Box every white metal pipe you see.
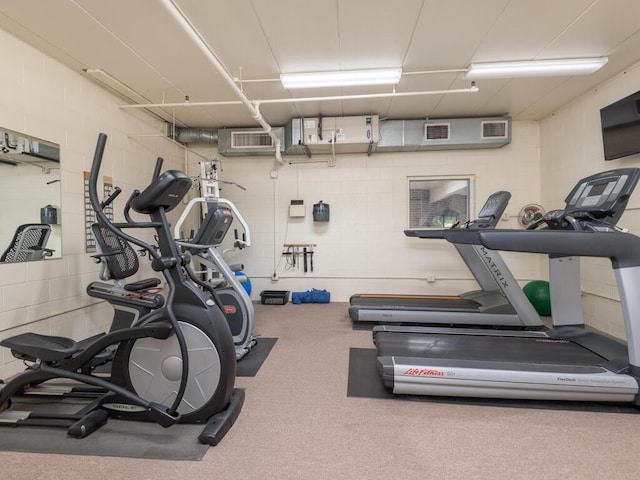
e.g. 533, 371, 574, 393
159, 0, 283, 163
231, 68, 469, 85
255, 86, 479, 105
403, 68, 469, 76
118, 85, 479, 109
119, 100, 244, 109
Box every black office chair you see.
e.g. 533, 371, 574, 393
0, 223, 54, 262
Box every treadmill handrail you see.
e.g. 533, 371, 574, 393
444, 229, 640, 269
404, 229, 446, 239
404, 222, 495, 239
404, 190, 510, 238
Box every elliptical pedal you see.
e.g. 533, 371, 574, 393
67, 409, 109, 438
1, 333, 78, 363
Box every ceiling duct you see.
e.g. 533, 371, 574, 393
167, 124, 286, 157
377, 116, 511, 152
170, 115, 510, 157
169, 126, 219, 145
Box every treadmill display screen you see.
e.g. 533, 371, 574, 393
578, 179, 617, 207
476, 191, 510, 221
588, 183, 607, 196
565, 168, 640, 223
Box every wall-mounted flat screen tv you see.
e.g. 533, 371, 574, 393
600, 90, 640, 161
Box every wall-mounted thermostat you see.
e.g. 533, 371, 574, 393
289, 199, 305, 218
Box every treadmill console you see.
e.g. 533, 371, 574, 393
471, 191, 511, 228
565, 168, 640, 225
405, 190, 511, 238
530, 168, 640, 231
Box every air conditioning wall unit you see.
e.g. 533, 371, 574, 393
217, 127, 285, 157
285, 115, 379, 155
377, 116, 511, 152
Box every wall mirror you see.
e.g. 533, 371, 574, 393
0, 128, 61, 263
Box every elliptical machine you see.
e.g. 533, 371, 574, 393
0, 133, 243, 445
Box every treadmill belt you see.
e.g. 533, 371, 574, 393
375, 332, 606, 366
351, 296, 480, 310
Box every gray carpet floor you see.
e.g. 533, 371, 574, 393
2, 302, 640, 480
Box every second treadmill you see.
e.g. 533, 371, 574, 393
349, 191, 542, 328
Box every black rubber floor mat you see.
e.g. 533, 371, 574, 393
237, 337, 277, 377
0, 397, 210, 460
347, 348, 638, 413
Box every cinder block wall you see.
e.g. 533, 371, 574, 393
0, 29, 192, 378
185, 120, 543, 304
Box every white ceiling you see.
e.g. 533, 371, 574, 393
1, 0, 640, 130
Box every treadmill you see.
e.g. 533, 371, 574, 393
374, 168, 640, 404
349, 191, 542, 328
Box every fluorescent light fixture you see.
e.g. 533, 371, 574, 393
465, 57, 608, 79
280, 68, 402, 89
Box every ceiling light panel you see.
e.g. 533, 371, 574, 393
465, 57, 608, 79
280, 68, 402, 89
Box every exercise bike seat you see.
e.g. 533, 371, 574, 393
124, 277, 161, 291
1, 332, 78, 363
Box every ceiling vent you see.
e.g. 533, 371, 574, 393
482, 120, 509, 139
217, 127, 285, 157
425, 123, 451, 141
231, 131, 275, 149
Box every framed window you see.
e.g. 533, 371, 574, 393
408, 176, 473, 229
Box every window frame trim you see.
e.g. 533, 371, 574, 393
407, 174, 475, 230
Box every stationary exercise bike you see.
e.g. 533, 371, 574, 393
0, 133, 243, 445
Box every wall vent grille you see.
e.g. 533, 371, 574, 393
231, 131, 274, 149
424, 123, 450, 141
481, 120, 508, 139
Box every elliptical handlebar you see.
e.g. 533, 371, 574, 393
89, 133, 109, 225
89, 135, 163, 259
100, 186, 122, 210
152, 156, 163, 182
123, 190, 140, 225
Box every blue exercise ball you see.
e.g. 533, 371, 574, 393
235, 271, 252, 295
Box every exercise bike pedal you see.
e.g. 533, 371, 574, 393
67, 409, 109, 438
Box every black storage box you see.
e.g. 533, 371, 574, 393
260, 290, 290, 305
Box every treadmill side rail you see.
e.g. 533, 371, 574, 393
380, 356, 639, 402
